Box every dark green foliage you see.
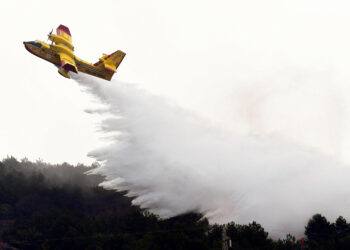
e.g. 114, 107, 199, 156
274, 234, 302, 250
305, 214, 332, 241
0, 157, 215, 249
226, 221, 273, 250
2, 157, 350, 249
304, 214, 350, 250
207, 224, 223, 249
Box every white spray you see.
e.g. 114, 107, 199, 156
74, 74, 350, 238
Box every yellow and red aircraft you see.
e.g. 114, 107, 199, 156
24, 25, 126, 81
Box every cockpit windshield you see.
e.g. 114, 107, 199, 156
25, 41, 42, 48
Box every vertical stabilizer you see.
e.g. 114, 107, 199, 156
94, 50, 126, 72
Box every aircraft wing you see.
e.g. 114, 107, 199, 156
58, 52, 77, 73
52, 25, 78, 73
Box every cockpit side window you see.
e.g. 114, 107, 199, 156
27, 41, 42, 48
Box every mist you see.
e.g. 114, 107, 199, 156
71, 74, 350, 238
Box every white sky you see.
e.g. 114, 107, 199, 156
2, 0, 350, 164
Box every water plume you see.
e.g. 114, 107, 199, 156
73, 74, 350, 237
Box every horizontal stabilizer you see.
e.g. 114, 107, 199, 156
94, 50, 126, 72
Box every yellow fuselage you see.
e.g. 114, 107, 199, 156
23, 40, 115, 81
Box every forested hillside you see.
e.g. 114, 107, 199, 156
0, 157, 349, 249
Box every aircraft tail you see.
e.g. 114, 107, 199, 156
94, 50, 126, 73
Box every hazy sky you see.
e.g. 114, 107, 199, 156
2, 0, 350, 164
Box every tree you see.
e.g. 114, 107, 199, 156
226, 221, 273, 250
334, 216, 350, 236
305, 214, 334, 249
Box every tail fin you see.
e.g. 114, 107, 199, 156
94, 50, 126, 73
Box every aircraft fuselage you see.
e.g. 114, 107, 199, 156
24, 38, 125, 81
24, 41, 61, 67
24, 25, 125, 81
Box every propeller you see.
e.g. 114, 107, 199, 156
47, 28, 53, 41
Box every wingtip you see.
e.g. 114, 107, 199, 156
57, 24, 71, 36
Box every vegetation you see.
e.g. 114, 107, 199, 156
0, 156, 349, 249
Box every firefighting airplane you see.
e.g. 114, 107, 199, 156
23, 25, 125, 81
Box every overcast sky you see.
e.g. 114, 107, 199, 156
2, 0, 350, 165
